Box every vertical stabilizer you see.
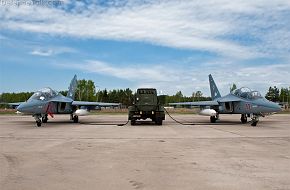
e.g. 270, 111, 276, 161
67, 75, 77, 100
209, 74, 221, 100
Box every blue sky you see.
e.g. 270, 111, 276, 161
0, 0, 290, 96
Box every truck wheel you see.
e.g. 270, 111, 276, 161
155, 118, 163, 125
131, 119, 136, 125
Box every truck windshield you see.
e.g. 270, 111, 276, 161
137, 89, 156, 94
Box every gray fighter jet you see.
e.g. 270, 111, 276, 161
170, 74, 282, 126
9, 75, 120, 127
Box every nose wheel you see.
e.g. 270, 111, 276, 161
33, 115, 42, 127
42, 114, 48, 123
251, 115, 259, 126
36, 120, 42, 127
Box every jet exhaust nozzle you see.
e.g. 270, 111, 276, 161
199, 109, 217, 116
74, 109, 90, 116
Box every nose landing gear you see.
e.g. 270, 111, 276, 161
251, 115, 259, 126
33, 114, 42, 127
42, 114, 48, 123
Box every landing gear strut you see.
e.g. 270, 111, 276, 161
210, 113, 219, 123
42, 114, 48, 123
251, 115, 259, 126
241, 114, 247, 124
33, 115, 42, 127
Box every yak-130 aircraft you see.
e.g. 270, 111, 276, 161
9, 75, 120, 127
170, 74, 281, 126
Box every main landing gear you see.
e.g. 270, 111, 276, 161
241, 114, 247, 124
210, 114, 219, 123
70, 114, 79, 123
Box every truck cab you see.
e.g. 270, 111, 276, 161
128, 88, 165, 125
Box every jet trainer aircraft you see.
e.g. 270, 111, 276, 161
9, 75, 120, 127
170, 74, 281, 126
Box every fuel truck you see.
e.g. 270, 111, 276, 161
128, 88, 165, 125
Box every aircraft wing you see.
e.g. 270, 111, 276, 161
0, 102, 24, 109
8, 102, 24, 106
169, 101, 219, 106
72, 101, 120, 107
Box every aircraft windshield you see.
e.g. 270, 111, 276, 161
232, 87, 262, 100
29, 87, 59, 101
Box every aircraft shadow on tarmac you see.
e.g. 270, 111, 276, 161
12, 118, 269, 127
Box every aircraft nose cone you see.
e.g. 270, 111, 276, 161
17, 103, 28, 112
16, 104, 24, 112
272, 102, 282, 112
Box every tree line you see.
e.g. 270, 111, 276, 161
1, 79, 289, 108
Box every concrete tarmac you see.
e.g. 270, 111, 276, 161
0, 114, 290, 190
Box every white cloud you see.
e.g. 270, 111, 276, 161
57, 60, 180, 82
30, 49, 54, 56
1, 0, 289, 59
29, 46, 76, 56
55, 59, 290, 96
1, 0, 290, 95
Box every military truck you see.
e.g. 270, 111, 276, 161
128, 88, 165, 125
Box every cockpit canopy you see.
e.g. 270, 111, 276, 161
232, 87, 262, 100
28, 87, 59, 101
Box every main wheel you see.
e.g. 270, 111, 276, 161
210, 116, 216, 123
131, 119, 136, 125
241, 114, 247, 124
155, 118, 163, 125
73, 115, 79, 123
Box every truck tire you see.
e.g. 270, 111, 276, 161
131, 119, 136, 125
155, 118, 163, 125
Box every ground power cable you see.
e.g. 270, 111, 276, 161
79, 117, 130, 126
163, 108, 195, 125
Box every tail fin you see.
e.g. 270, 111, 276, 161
67, 75, 77, 100
209, 74, 221, 100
